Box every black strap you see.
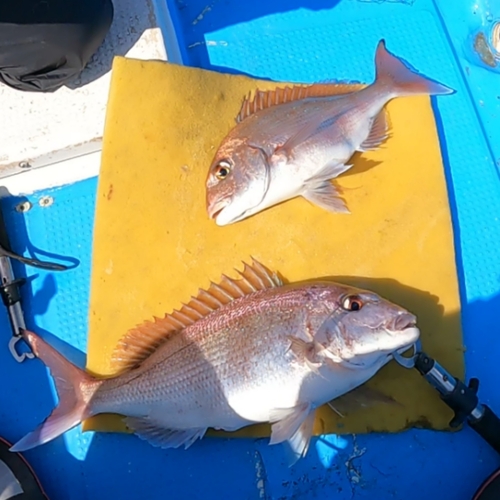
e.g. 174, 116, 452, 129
0, 199, 68, 271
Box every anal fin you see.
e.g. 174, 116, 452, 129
359, 109, 390, 152
125, 417, 206, 450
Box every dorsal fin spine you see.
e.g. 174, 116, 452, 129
221, 275, 245, 297
189, 297, 214, 313
244, 263, 265, 288
172, 310, 194, 325
210, 282, 233, 302
181, 304, 204, 320
235, 270, 257, 292
236, 82, 363, 123
251, 258, 276, 287
109, 259, 283, 373
198, 289, 223, 307
167, 316, 185, 329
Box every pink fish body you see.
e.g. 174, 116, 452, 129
205, 40, 453, 225
11, 260, 419, 462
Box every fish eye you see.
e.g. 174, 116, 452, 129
341, 295, 363, 312
214, 161, 231, 180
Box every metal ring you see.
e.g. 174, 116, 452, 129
393, 340, 422, 369
8, 336, 34, 363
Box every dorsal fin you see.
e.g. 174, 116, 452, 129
236, 82, 364, 123
110, 258, 283, 373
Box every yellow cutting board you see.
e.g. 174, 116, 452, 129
84, 56, 463, 437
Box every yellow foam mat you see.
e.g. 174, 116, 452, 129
85, 56, 464, 437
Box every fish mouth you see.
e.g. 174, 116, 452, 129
387, 312, 418, 333
384, 312, 420, 358
391, 326, 420, 358
208, 198, 250, 226
207, 198, 230, 222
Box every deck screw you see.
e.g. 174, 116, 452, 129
39, 196, 53, 208
15, 201, 32, 213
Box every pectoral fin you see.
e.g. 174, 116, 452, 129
300, 161, 352, 214
270, 403, 315, 465
287, 336, 322, 374
302, 180, 349, 214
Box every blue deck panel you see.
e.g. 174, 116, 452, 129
2, 0, 500, 498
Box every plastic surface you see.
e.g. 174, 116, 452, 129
85, 55, 461, 437
0, 0, 499, 499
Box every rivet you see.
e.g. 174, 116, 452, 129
15, 201, 32, 213
39, 196, 54, 208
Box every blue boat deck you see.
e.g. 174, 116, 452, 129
1, 0, 500, 498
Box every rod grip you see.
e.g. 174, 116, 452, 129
469, 405, 500, 455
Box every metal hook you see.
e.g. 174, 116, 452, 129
8, 335, 34, 363
393, 339, 422, 369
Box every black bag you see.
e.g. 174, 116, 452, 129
0, 0, 113, 92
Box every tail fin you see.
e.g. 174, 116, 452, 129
10, 329, 102, 452
374, 39, 454, 97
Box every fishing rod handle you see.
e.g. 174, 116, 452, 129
469, 405, 500, 455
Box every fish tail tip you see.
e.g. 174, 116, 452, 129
437, 83, 456, 95
9, 442, 24, 453
374, 39, 453, 97
10, 434, 39, 453
9, 419, 60, 453
10, 404, 88, 453
13, 329, 100, 451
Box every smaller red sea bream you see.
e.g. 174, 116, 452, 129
206, 40, 453, 225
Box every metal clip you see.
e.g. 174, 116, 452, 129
8, 335, 34, 363
393, 339, 421, 369
0, 195, 70, 365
